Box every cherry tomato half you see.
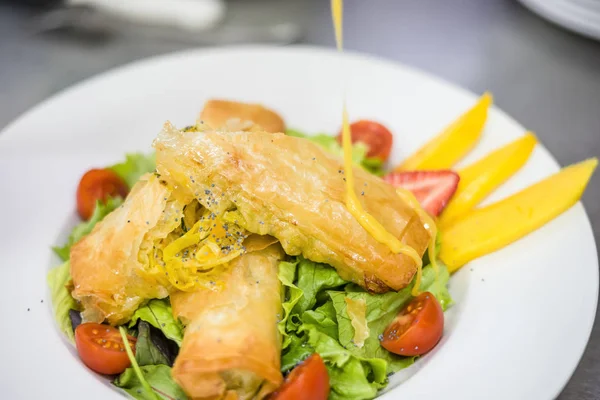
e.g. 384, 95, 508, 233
381, 291, 444, 356
75, 323, 136, 375
271, 354, 329, 400
337, 120, 394, 161
76, 169, 128, 220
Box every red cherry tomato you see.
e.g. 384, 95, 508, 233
75, 323, 136, 375
271, 354, 329, 400
76, 169, 128, 220
337, 120, 394, 161
381, 292, 444, 356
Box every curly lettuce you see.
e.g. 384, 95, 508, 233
278, 257, 452, 399
47, 261, 79, 342
110, 152, 157, 188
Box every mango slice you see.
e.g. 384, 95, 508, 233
440, 158, 597, 272
396, 92, 492, 171
439, 133, 537, 226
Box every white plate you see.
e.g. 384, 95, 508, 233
0, 46, 596, 400
519, 0, 600, 41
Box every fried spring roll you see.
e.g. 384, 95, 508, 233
154, 124, 430, 292
70, 174, 185, 324
171, 244, 284, 400
200, 99, 285, 133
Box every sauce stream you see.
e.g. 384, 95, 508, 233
332, 0, 438, 294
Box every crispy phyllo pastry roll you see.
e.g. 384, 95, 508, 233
70, 173, 186, 324
200, 99, 285, 133
171, 243, 284, 400
154, 125, 430, 292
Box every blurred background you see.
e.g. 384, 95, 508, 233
1, 0, 599, 398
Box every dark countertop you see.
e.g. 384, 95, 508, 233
1, 0, 599, 398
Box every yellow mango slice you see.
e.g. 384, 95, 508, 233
439, 133, 537, 227
440, 158, 597, 272
396, 92, 492, 171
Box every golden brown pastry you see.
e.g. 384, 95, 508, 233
200, 99, 285, 133
154, 124, 430, 292
171, 244, 284, 400
70, 174, 186, 324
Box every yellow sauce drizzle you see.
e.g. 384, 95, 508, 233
396, 188, 439, 295
332, 0, 438, 295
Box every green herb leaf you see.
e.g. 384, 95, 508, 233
130, 299, 184, 346
46, 261, 78, 342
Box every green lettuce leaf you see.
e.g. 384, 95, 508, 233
280, 334, 314, 373
109, 152, 156, 188
293, 258, 347, 315
328, 357, 379, 400
46, 261, 79, 342
286, 130, 385, 176
130, 299, 184, 346
327, 265, 451, 373
52, 197, 123, 261
114, 364, 187, 400
277, 259, 304, 349
135, 321, 171, 367
302, 301, 339, 340
302, 324, 387, 399
279, 256, 453, 399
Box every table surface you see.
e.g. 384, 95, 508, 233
1, 0, 599, 398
